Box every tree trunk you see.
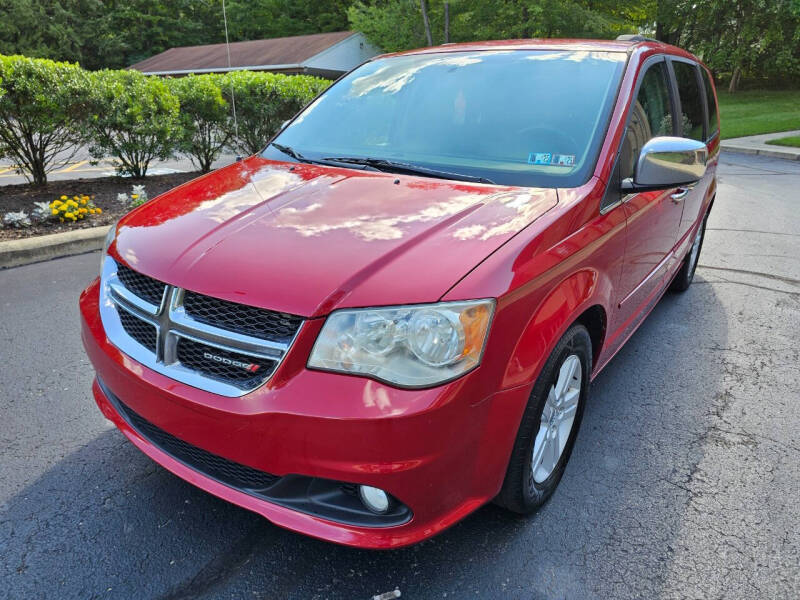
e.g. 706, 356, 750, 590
419, 0, 433, 46
31, 161, 47, 186
444, 2, 450, 43
728, 66, 741, 93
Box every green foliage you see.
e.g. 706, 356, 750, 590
348, 0, 428, 53
167, 75, 230, 173
224, 0, 351, 42
0, 0, 350, 71
85, 69, 181, 177
348, 0, 643, 52
652, 0, 800, 91
217, 71, 329, 155
0, 54, 89, 185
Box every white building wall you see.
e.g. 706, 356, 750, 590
303, 33, 381, 74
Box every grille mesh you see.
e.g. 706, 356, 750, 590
183, 291, 302, 343
116, 397, 279, 491
176, 337, 276, 390
116, 264, 166, 307
118, 309, 157, 352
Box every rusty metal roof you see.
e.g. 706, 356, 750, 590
129, 31, 357, 75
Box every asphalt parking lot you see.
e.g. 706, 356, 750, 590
1, 152, 798, 599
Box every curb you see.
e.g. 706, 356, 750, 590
721, 144, 800, 161
0, 225, 110, 269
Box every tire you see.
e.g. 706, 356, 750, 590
670, 214, 707, 292
495, 323, 592, 514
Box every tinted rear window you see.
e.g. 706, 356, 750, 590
673, 61, 705, 141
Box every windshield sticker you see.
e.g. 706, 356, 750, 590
528, 153, 576, 167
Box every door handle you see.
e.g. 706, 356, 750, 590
671, 188, 690, 203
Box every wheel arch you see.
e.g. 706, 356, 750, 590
501, 268, 611, 389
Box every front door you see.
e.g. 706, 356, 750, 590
616, 59, 684, 323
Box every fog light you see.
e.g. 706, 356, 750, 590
358, 485, 390, 514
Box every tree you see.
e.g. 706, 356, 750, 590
167, 75, 230, 173
0, 54, 90, 185
349, 0, 642, 52
86, 69, 181, 177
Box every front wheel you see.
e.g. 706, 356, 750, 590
495, 323, 591, 514
670, 215, 707, 292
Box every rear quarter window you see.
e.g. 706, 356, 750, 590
700, 68, 719, 139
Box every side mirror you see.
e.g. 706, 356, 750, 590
622, 136, 708, 192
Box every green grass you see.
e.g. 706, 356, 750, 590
765, 135, 800, 148
717, 90, 800, 139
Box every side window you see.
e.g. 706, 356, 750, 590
619, 61, 674, 180
700, 68, 719, 139
673, 61, 705, 141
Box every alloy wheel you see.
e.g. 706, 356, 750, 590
531, 354, 582, 484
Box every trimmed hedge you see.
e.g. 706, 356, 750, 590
0, 53, 329, 183
0, 55, 90, 185
87, 69, 182, 178
215, 71, 330, 155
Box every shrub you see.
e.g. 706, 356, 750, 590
86, 69, 181, 177
167, 75, 230, 173
216, 71, 329, 155
0, 55, 90, 186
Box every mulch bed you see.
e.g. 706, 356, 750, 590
0, 172, 202, 241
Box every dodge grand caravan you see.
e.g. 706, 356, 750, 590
80, 37, 719, 548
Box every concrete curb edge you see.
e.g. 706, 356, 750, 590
721, 144, 800, 161
0, 225, 111, 269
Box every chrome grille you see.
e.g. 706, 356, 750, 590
99, 257, 303, 396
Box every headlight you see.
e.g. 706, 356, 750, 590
308, 299, 495, 388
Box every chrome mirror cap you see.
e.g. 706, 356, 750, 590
628, 136, 708, 190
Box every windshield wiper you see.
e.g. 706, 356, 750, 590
322, 156, 495, 184
271, 143, 378, 172
269, 142, 317, 164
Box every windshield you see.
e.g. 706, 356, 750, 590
263, 50, 627, 188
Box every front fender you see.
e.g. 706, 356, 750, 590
501, 268, 609, 389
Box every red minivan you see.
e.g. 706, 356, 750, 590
80, 36, 719, 548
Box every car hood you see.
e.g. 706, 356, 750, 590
112, 157, 557, 317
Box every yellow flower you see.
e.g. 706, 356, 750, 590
80, 198, 87, 205
131, 194, 139, 199
82, 195, 89, 201
51, 209, 59, 215
59, 218, 64, 223
60, 195, 67, 200
96, 208, 102, 214
64, 212, 74, 219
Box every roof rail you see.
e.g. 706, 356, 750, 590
616, 34, 659, 43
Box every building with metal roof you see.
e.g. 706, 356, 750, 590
129, 31, 380, 79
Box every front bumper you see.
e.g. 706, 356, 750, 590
81, 278, 530, 548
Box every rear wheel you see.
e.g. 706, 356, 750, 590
670, 215, 707, 292
495, 324, 591, 514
